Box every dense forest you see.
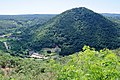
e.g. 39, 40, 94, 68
19, 7, 120, 55
0, 7, 120, 80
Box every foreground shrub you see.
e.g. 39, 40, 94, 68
51, 46, 120, 80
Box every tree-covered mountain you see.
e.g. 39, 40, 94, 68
26, 7, 120, 55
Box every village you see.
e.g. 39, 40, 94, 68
28, 46, 61, 59
0, 33, 61, 59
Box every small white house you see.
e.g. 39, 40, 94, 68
29, 52, 48, 59
0, 35, 6, 38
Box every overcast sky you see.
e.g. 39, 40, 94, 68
0, 0, 119, 15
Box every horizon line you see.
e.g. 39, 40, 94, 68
0, 13, 120, 16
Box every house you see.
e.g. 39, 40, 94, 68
30, 53, 44, 59
29, 51, 35, 55
29, 51, 48, 59
0, 33, 12, 38
0, 35, 6, 38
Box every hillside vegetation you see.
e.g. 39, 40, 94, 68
0, 14, 56, 34
0, 46, 120, 80
27, 7, 120, 55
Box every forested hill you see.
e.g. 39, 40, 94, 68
26, 7, 120, 55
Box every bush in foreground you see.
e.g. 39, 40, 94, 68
51, 46, 120, 80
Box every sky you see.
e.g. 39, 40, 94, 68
0, 0, 119, 15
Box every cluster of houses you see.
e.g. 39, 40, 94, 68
29, 46, 61, 59
29, 52, 48, 59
